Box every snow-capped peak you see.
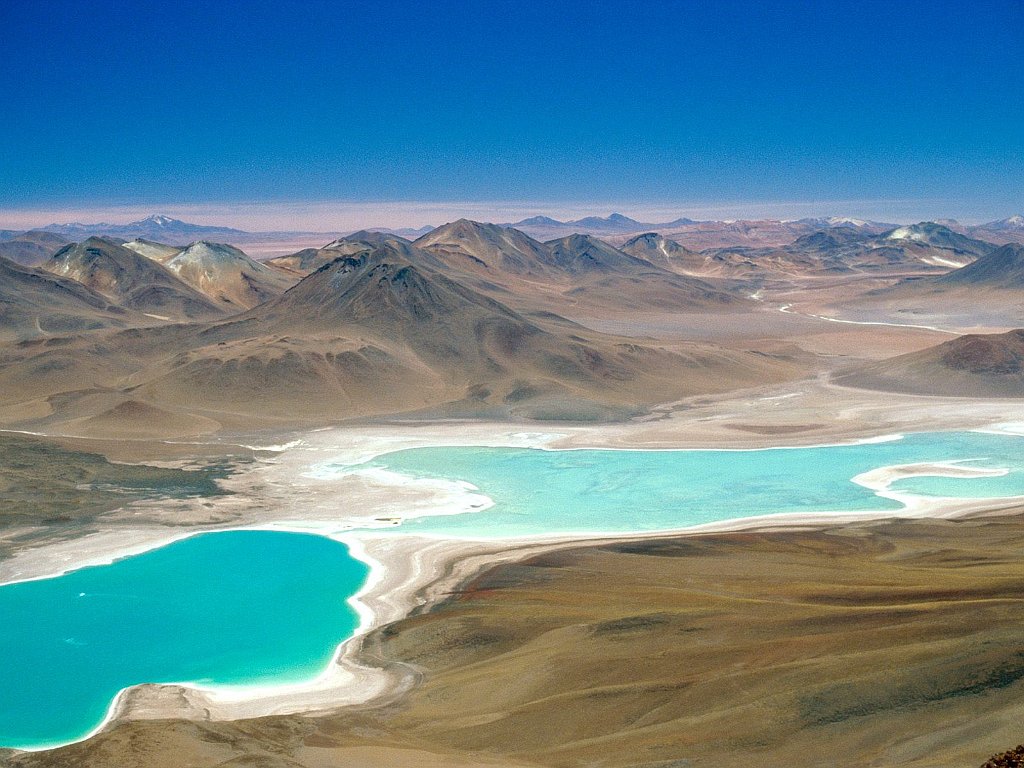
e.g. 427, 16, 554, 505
142, 215, 177, 226
887, 226, 925, 242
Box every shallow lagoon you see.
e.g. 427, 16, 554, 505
357, 431, 1024, 538
5, 430, 1024, 750
0, 531, 368, 750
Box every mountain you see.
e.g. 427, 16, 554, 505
163, 241, 298, 310
776, 224, 994, 274
507, 213, 893, 246
932, 243, 1024, 288
267, 231, 416, 275
0, 230, 70, 266
326, 230, 411, 248
414, 219, 562, 278
691, 222, 998, 280
969, 215, 1024, 245
121, 238, 182, 263
788, 227, 875, 253
983, 215, 1024, 230
0, 255, 138, 340
42, 215, 251, 245
825, 242, 1024, 328
43, 238, 226, 320
619, 233, 706, 273
36, 214, 348, 248
366, 225, 435, 239
567, 213, 644, 232
508, 213, 673, 240
246, 249, 540, 341
545, 233, 660, 274
544, 234, 738, 311
835, 329, 1024, 398
985, 215, 1024, 231
643, 218, 895, 251
881, 222, 994, 258
513, 215, 564, 228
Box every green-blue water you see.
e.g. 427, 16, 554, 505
5, 430, 1024, 751
0, 531, 368, 750
349, 431, 1024, 538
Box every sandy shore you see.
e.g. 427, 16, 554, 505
5, 381, 1024, 751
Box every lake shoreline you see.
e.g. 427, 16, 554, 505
6, 399, 1024, 753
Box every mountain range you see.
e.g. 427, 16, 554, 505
1, 212, 1023, 437
5, 213, 1021, 256
271, 220, 739, 315
0, 231, 801, 434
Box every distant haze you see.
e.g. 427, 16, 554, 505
0, 198, 1017, 233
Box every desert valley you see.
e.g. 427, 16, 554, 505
2, 210, 1024, 767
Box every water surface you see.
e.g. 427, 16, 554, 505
0, 530, 368, 750
352, 431, 1024, 538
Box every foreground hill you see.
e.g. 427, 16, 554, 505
163, 241, 298, 310
135, 246, 789, 420
0, 245, 801, 432
835, 329, 1024, 397
43, 238, 226, 321
0, 256, 139, 340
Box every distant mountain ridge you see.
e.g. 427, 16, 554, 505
30, 215, 343, 247
42, 215, 250, 244
13, 212, 1022, 252
504, 212, 898, 246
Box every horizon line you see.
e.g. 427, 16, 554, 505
0, 198, 1017, 232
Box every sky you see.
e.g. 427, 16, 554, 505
1, 0, 1021, 228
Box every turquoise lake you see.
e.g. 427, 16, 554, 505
0, 531, 368, 750
353, 431, 1024, 538
4, 430, 1024, 750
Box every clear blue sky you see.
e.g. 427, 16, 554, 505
1, 0, 1021, 221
